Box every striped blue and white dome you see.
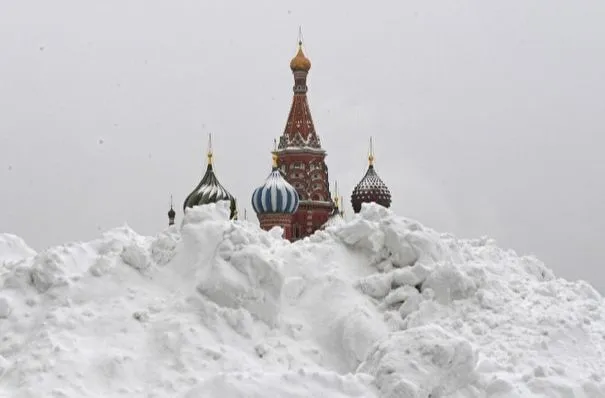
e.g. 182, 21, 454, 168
251, 166, 300, 214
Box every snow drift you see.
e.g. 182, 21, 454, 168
0, 201, 604, 398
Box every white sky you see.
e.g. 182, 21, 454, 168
1, 0, 604, 290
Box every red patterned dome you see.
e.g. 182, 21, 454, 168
350, 140, 391, 213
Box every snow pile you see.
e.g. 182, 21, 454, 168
1, 201, 604, 397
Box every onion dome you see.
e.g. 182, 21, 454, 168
351, 138, 392, 213
183, 134, 237, 219
290, 40, 311, 72
252, 151, 300, 214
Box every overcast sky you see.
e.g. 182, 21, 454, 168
1, 0, 603, 290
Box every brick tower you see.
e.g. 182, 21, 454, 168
275, 38, 334, 241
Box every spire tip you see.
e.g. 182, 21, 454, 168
298, 26, 303, 46
207, 133, 213, 165
272, 138, 279, 168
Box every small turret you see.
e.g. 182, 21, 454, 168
168, 195, 176, 226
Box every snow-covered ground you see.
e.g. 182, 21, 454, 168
1, 201, 604, 397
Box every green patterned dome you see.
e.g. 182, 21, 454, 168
183, 138, 237, 219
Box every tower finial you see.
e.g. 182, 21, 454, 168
207, 133, 213, 165
368, 137, 374, 166
272, 138, 279, 168
170, 194, 173, 209
333, 181, 340, 209
298, 26, 303, 46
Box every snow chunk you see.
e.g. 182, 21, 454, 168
150, 227, 180, 266
391, 263, 431, 288
183, 203, 286, 327
29, 244, 94, 292
359, 325, 478, 397
120, 242, 152, 272
355, 272, 393, 299
184, 370, 376, 397
196, 243, 284, 327
0, 355, 9, 378
336, 218, 385, 252
423, 262, 478, 304
0, 296, 11, 318
89, 255, 115, 277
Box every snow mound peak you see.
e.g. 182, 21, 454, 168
0, 201, 604, 397
0, 233, 36, 264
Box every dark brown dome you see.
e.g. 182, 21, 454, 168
351, 164, 391, 213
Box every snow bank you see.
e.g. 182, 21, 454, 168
1, 201, 604, 397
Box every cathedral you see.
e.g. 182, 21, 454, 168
177, 37, 392, 241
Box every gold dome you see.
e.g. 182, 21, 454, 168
290, 41, 311, 72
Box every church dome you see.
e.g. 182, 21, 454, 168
183, 139, 237, 219
290, 41, 311, 72
252, 153, 299, 214
351, 141, 391, 213
168, 206, 175, 219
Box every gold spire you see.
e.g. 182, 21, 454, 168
333, 181, 340, 209
207, 133, 213, 165
290, 28, 311, 72
368, 137, 375, 166
272, 138, 279, 168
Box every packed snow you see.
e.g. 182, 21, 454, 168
1, 201, 604, 397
